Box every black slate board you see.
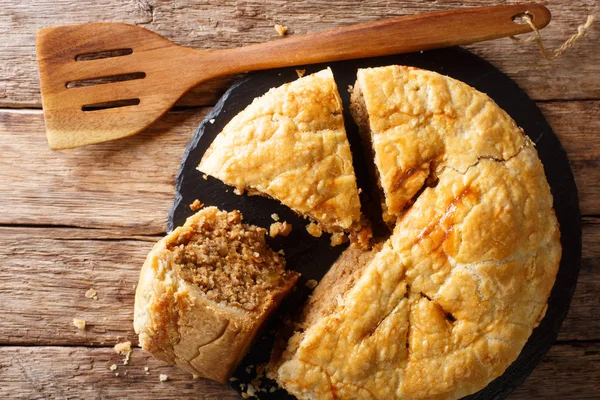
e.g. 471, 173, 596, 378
168, 48, 582, 400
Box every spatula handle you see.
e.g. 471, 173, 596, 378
220, 3, 550, 73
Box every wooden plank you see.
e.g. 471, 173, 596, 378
0, 342, 596, 399
1, 0, 598, 108
0, 220, 597, 346
0, 100, 597, 233
539, 100, 600, 217
510, 342, 600, 399
557, 218, 600, 341
0, 345, 239, 400
0, 108, 208, 234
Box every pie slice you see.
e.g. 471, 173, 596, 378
198, 68, 362, 235
134, 206, 299, 383
350, 65, 525, 225
268, 66, 560, 400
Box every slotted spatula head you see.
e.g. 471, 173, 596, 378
36, 23, 211, 149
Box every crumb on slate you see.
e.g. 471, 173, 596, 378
296, 69, 305, 78
305, 279, 319, 289
271, 213, 279, 221
330, 232, 347, 247
190, 199, 204, 211
209, 119, 215, 124
202, 174, 208, 180
306, 222, 322, 238
269, 221, 292, 238
73, 318, 86, 330
274, 24, 288, 36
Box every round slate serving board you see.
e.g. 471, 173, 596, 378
168, 48, 581, 400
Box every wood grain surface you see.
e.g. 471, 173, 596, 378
0, 0, 598, 399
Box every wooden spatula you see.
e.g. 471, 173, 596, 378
36, 3, 550, 149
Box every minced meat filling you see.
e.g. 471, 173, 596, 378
166, 209, 291, 311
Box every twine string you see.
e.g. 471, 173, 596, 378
510, 14, 595, 60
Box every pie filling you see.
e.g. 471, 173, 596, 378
165, 208, 295, 311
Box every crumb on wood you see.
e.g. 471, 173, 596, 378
305, 279, 319, 289
114, 341, 132, 365
73, 318, 86, 330
144, 366, 149, 372
132, 284, 136, 290
295, 69, 306, 78
159, 374, 168, 382
85, 288, 98, 300
115, 372, 120, 377
189, 199, 204, 211
192, 373, 200, 380
330, 232, 347, 247
271, 213, 279, 221
110, 364, 117, 371
269, 221, 292, 238
306, 222, 323, 238
274, 24, 288, 36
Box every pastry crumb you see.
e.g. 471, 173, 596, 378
306, 222, 322, 238
189, 199, 204, 211
274, 24, 288, 36
269, 221, 292, 238
85, 288, 98, 300
109, 364, 117, 371
114, 341, 132, 365
192, 373, 200, 379
73, 318, 86, 330
209, 118, 215, 124
159, 374, 168, 382
115, 372, 120, 377
330, 232, 347, 247
271, 213, 280, 221
305, 279, 319, 289
277, 249, 285, 256
348, 84, 354, 93
202, 174, 208, 180
246, 383, 257, 397
233, 188, 243, 195
270, 386, 276, 392
296, 69, 306, 78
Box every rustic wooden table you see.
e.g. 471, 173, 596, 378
0, 1, 598, 399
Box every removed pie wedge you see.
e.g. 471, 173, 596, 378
198, 68, 363, 235
134, 206, 299, 383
